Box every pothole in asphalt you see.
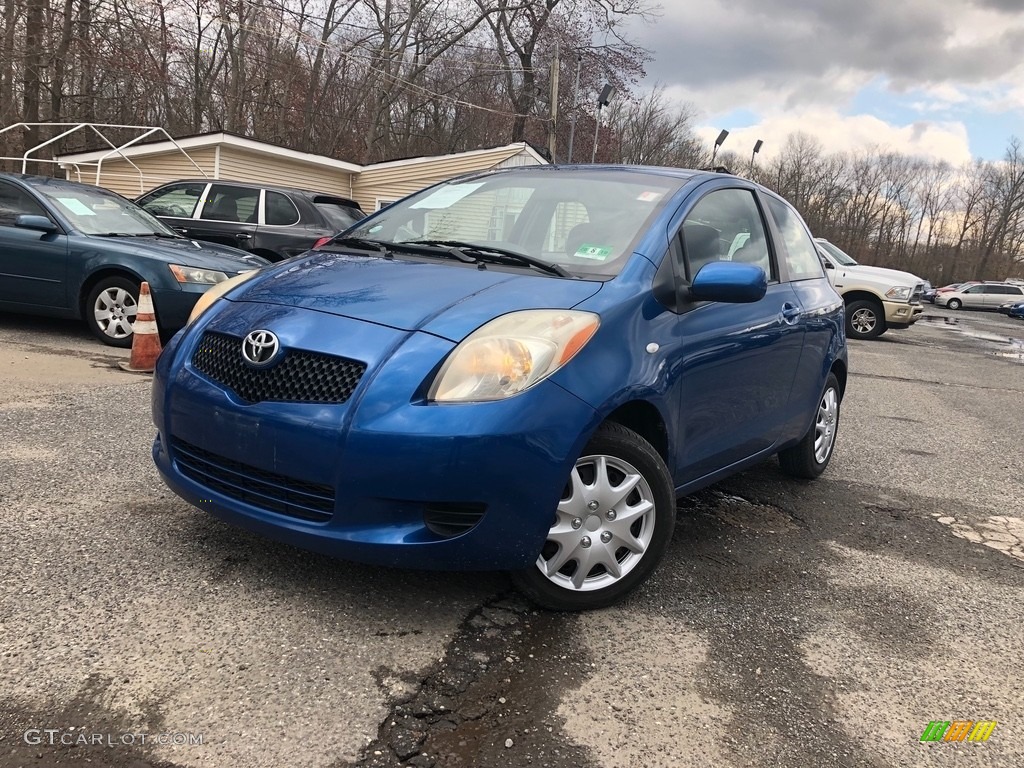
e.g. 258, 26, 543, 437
338, 595, 596, 768
932, 513, 1024, 562
678, 489, 800, 533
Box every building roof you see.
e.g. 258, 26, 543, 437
362, 142, 547, 171
56, 131, 363, 173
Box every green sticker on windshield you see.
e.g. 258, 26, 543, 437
574, 244, 612, 260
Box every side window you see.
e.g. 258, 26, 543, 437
680, 188, 773, 281
138, 182, 204, 218
765, 196, 825, 281
265, 191, 300, 226
0, 183, 48, 227
965, 286, 984, 294
200, 185, 259, 223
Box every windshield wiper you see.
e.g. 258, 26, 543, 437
94, 232, 180, 238
406, 240, 569, 277
321, 236, 390, 254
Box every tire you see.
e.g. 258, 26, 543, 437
779, 372, 841, 479
845, 299, 886, 339
85, 276, 140, 347
947, 298, 962, 310
511, 422, 676, 611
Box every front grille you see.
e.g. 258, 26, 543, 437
423, 502, 487, 538
192, 331, 365, 404
171, 437, 335, 522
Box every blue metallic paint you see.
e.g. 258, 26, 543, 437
152, 167, 848, 573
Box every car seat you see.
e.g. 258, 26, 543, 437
682, 222, 723, 279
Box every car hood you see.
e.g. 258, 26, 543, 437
839, 263, 923, 286
85, 235, 269, 271
233, 252, 604, 341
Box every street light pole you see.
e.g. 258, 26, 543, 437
590, 83, 615, 164
711, 129, 729, 166
748, 139, 763, 176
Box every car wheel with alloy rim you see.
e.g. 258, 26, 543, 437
85, 275, 139, 347
511, 422, 675, 611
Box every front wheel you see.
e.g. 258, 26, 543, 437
846, 299, 886, 339
779, 372, 841, 479
947, 298, 962, 310
511, 423, 675, 611
85, 276, 140, 347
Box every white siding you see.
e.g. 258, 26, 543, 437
63, 149, 217, 198
217, 148, 355, 197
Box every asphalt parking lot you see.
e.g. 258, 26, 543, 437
1, 306, 1022, 768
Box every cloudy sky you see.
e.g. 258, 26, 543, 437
626, 0, 1024, 164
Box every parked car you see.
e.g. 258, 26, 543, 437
152, 165, 849, 611
814, 238, 925, 340
930, 281, 980, 303
136, 179, 365, 263
998, 299, 1024, 316
1008, 302, 1024, 320
0, 173, 268, 346
941, 282, 1024, 310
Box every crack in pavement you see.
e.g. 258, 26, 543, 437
336, 594, 596, 768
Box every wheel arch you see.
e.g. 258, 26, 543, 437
78, 268, 145, 318
829, 358, 848, 399
601, 399, 670, 465
841, 289, 883, 309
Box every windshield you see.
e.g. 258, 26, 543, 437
816, 240, 859, 266
344, 169, 683, 277
34, 184, 178, 236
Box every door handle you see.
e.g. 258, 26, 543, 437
235, 233, 252, 240
173, 227, 189, 235
781, 303, 802, 324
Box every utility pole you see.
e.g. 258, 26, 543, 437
566, 55, 582, 163
548, 43, 560, 163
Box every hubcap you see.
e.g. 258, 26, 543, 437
851, 308, 876, 334
814, 387, 839, 464
535, 454, 656, 592
94, 287, 138, 339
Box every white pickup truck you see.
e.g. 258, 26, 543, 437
814, 238, 926, 340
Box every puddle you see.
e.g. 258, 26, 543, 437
917, 314, 1024, 363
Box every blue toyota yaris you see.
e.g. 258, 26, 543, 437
152, 166, 848, 610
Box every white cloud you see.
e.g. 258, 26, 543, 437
696, 109, 973, 165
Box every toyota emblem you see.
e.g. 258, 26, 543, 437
241, 329, 280, 367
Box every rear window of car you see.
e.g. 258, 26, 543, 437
314, 199, 363, 231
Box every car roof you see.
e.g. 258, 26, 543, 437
155, 178, 362, 207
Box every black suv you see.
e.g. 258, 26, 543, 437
137, 179, 365, 262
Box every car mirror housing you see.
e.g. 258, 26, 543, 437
16, 214, 59, 233
690, 261, 768, 303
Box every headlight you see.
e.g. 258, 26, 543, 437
428, 310, 600, 402
169, 264, 232, 284
885, 286, 913, 301
186, 269, 261, 325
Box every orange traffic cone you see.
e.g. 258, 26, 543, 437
118, 281, 163, 373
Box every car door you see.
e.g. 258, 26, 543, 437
0, 181, 69, 309
251, 189, 312, 260
189, 183, 260, 251
669, 186, 806, 483
958, 285, 986, 307
136, 181, 207, 235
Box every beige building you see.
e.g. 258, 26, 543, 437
54, 132, 547, 209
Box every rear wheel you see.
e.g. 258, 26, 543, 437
85, 276, 139, 347
846, 299, 886, 339
779, 372, 841, 479
511, 423, 675, 611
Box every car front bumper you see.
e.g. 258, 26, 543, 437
883, 300, 923, 328
151, 308, 600, 571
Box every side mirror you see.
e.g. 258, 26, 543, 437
821, 258, 833, 269
690, 261, 767, 303
16, 214, 58, 233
